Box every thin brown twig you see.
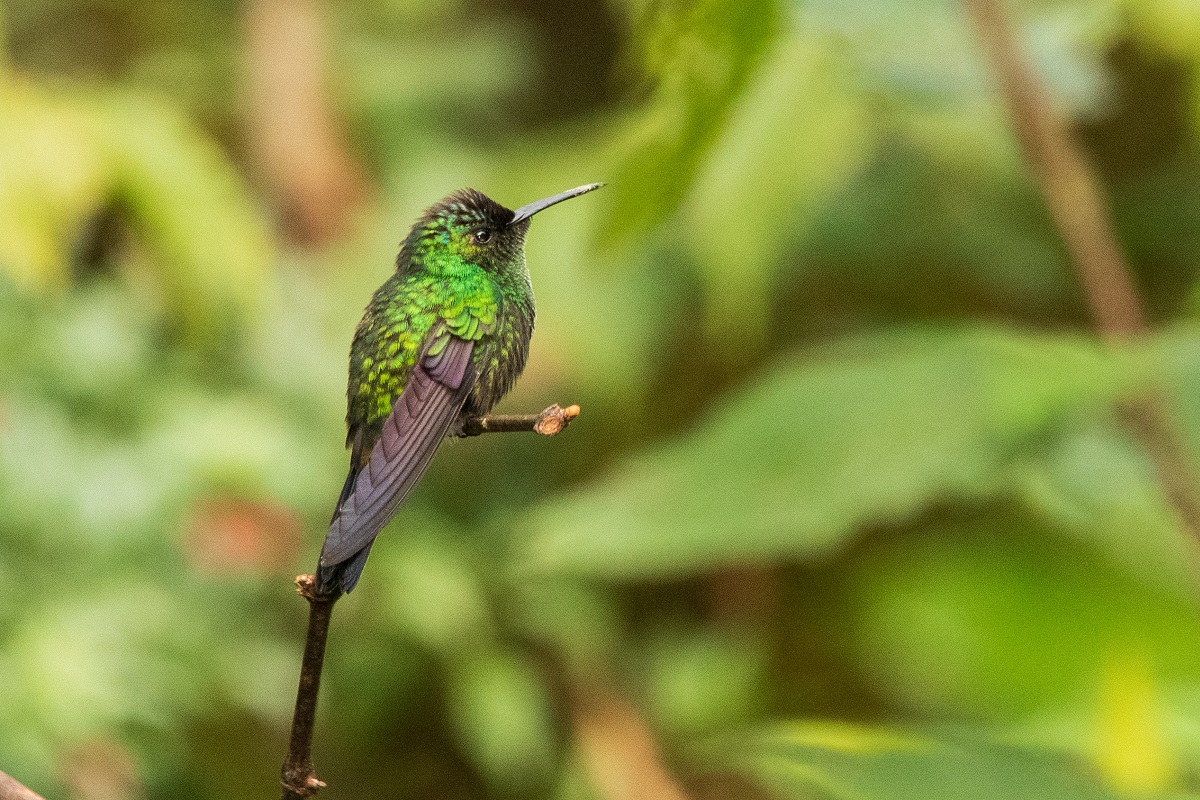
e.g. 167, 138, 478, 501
280, 403, 580, 798
964, 0, 1146, 340
460, 403, 581, 436
964, 0, 1200, 546
0, 770, 46, 800
280, 577, 335, 799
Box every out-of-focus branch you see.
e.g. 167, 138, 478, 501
964, 0, 1200, 545
572, 689, 692, 800
280, 404, 580, 798
0, 770, 46, 800
964, 0, 1146, 339
244, 0, 370, 246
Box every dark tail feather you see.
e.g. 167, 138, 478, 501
315, 537, 374, 595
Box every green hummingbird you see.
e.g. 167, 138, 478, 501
316, 183, 602, 595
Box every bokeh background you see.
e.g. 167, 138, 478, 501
4, 0, 1200, 798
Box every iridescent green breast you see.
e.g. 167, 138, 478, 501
466, 298, 534, 417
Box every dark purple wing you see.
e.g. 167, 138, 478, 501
317, 335, 475, 591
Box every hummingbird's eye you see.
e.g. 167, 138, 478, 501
473, 228, 493, 244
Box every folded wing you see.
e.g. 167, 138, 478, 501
317, 334, 475, 593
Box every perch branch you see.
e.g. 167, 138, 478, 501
965, 0, 1200, 546
0, 770, 46, 800
280, 577, 335, 799
461, 402, 581, 436
280, 402, 580, 798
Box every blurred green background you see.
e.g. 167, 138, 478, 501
5, 0, 1200, 797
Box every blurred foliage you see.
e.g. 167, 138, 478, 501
0, 80, 273, 343
6, 0, 1200, 799
720, 722, 1127, 800
519, 327, 1143, 578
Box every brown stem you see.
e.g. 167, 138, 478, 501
281, 576, 336, 800
964, 0, 1146, 340
243, 0, 371, 246
965, 0, 1200, 546
461, 403, 581, 436
0, 770, 46, 800
280, 403, 580, 797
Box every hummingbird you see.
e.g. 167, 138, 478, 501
315, 183, 602, 595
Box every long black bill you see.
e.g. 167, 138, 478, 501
509, 183, 603, 225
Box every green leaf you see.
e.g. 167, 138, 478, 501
800, 0, 1116, 110
374, 524, 495, 655
798, 136, 1077, 316
103, 94, 274, 342
1014, 417, 1194, 595
719, 723, 1122, 800
846, 518, 1200, 722
1127, 0, 1200, 59
682, 32, 872, 339
600, 0, 783, 240
1094, 652, 1181, 795
445, 647, 559, 792
1154, 325, 1200, 456
517, 327, 1139, 579
0, 81, 113, 290
640, 628, 767, 738
510, 578, 623, 674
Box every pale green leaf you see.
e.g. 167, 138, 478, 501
720, 723, 1121, 800
683, 32, 872, 339
518, 327, 1140, 579
601, 0, 783, 239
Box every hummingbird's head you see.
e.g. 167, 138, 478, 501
400, 189, 520, 275
399, 184, 603, 276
